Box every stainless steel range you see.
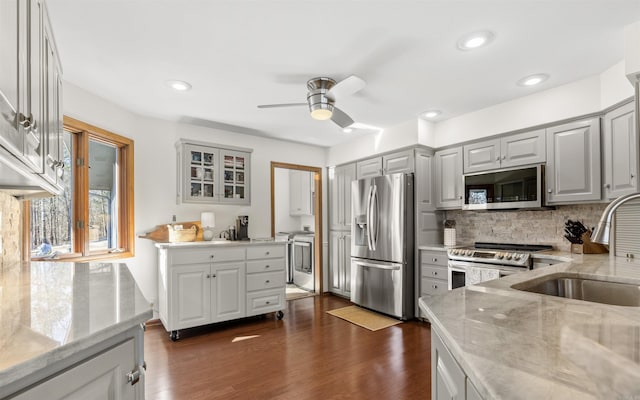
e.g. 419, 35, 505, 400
447, 242, 552, 289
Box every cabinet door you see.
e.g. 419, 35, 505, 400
384, 149, 414, 174
546, 119, 601, 203
184, 144, 219, 203
356, 157, 382, 178
603, 101, 637, 199
289, 169, 312, 216
330, 163, 356, 230
329, 231, 343, 294
500, 129, 545, 168
342, 233, 351, 297
171, 264, 211, 330
463, 139, 500, 173
219, 149, 250, 204
432, 330, 466, 400
41, 14, 62, 186
0, 0, 23, 159
211, 262, 245, 322
435, 147, 463, 209
12, 339, 138, 400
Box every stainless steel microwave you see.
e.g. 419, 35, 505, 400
462, 164, 545, 210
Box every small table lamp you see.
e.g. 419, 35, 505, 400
201, 212, 216, 241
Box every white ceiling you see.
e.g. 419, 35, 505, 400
47, 0, 640, 147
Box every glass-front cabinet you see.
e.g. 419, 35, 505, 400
177, 140, 251, 205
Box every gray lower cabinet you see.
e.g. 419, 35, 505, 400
603, 101, 637, 199
157, 244, 286, 340
418, 249, 447, 317
329, 230, 351, 297
435, 147, 463, 209
10, 326, 145, 400
545, 118, 601, 204
432, 328, 484, 400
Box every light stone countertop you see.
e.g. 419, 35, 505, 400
0, 262, 152, 392
154, 238, 287, 249
419, 253, 640, 400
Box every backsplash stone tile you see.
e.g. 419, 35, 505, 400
0, 192, 22, 351
446, 203, 607, 252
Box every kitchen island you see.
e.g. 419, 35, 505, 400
0, 262, 152, 399
419, 253, 640, 400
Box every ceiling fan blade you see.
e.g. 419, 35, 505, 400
326, 75, 366, 101
331, 107, 355, 129
257, 103, 307, 109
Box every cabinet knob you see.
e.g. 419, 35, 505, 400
495, 157, 500, 161
210, 255, 215, 259
432, 284, 438, 289
206, 274, 211, 278
432, 258, 437, 262
632, 174, 635, 179
433, 271, 438, 276
547, 189, 552, 194
604, 183, 611, 189
265, 265, 270, 268
459, 195, 463, 199
126, 369, 141, 386
18, 113, 34, 130
266, 301, 271, 305
502, 155, 506, 160
266, 280, 270, 284
266, 251, 270, 255
212, 274, 216, 278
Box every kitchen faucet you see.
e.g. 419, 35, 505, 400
591, 192, 640, 244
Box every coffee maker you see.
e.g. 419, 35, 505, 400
236, 216, 249, 240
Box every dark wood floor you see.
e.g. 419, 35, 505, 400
144, 294, 432, 399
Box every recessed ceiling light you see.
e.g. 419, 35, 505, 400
517, 73, 549, 87
457, 31, 494, 51
166, 80, 192, 91
422, 110, 441, 119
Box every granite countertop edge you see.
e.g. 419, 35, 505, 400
155, 239, 287, 248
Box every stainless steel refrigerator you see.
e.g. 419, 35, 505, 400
350, 173, 414, 320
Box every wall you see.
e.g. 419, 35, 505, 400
445, 203, 607, 252
63, 82, 328, 308
601, 61, 636, 109
0, 192, 22, 345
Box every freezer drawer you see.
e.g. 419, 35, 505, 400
350, 258, 413, 320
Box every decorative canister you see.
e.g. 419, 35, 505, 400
444, 228, 456, 247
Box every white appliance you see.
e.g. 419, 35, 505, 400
276, 231, 315, 292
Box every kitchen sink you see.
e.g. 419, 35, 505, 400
512, 273, 640, 307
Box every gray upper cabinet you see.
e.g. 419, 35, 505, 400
356, 157, 382, 178
603, 101, 637, 200
0, 0, 63, 195
176, 140, 252, 205
463, 129, 545, 173
415, 149, 441, 244
356, 149, 415, 179
329, 163, 356, 231
546, 118, 601, 204
435, 147, 463, 209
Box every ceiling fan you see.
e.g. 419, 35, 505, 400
257, 75, 366, 129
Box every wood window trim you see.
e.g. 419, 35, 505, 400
23, 116, 135, 262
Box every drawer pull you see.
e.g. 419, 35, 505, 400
266, 251, 270, 255
266, 301, 270, 304
265, 265, 270, 268
433, 271, 438, 276
210, 255, 215, 259
266, 280, 270, 284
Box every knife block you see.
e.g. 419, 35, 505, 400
570, 231, 609, 254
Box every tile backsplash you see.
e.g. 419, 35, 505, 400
446, 203, 607, 252
0, 192, 21, 267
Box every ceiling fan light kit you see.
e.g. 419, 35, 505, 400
307, 77, 336, 120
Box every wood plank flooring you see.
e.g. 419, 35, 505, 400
144, 294, 432, 399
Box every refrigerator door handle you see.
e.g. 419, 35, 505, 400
366, 184, 374, 251
371, 184, 379, 251
354, 260, 402, 271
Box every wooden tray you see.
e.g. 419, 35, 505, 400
139, 221, 203, 242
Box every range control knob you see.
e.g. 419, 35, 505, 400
496, 252, 504, 259
505, 253, 513, 260
466, 250, 473, 256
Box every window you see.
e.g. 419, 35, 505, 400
27, 117, 134, 261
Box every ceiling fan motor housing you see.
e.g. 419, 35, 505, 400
307, 77, 336, 119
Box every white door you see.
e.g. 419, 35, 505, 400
211, 262, 245, 322
171, 264, 211, 330
13, 339, 139, 400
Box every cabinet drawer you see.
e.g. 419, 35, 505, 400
246, 245, 286, 260
246, 289, 285, 316
421, 277, 447, 296
246, 258, 285, 274
422, 265, 447, 279
169, 247, 246, 265
421, 250, 447, 267
247, 271, 285, 291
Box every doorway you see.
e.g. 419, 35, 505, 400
270, 162, 322, 299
